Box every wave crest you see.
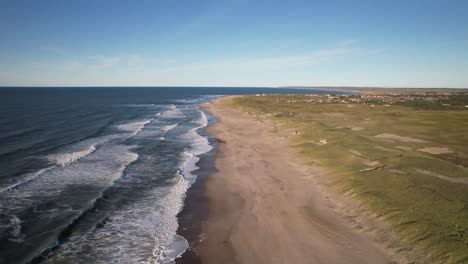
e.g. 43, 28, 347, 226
117, 120, 151, 135
48, 145, 97, 167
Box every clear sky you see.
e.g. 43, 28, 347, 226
1, 0, 467, 87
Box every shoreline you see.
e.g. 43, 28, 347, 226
175, 109, 219, 264
190, 97, 392, 263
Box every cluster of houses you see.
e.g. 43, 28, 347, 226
268, 92, 468, 107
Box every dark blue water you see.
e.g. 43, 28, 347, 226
0, 87, 327, 263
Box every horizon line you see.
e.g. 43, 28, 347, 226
0, 85, 467, 90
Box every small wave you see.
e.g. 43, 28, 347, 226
29, 148, 139, 262
115, 104, 156, 107
43, 169, 188, 264
172, 99, 200, 104
194, 108, 209, 127
184, 121, 212, 156
160, 109, 185, 119
157, 234, 189, 264
172, 99, 188, 103
161, 124, 178, 133
179, 110, 213, 184
0, 129, 140, 194
0, 167, 53, 193
48, 145, 97, 167
179, 151, 200, 184
117, 120, 152, 135
1, 144, 139, 200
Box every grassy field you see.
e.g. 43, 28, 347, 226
227, 95, 468, 263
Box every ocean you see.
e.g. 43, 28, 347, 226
0, 87, 326, 263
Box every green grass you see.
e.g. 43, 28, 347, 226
226, 95, 468, 263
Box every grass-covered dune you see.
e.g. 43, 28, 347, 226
227, 95, 468, 263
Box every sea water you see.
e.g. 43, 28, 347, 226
0, 87, 327, 263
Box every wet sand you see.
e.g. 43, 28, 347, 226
197, 97, 391, 264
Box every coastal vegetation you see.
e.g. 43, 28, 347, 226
227, 94, 468, 263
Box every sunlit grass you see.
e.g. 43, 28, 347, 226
226, 95, 468, 263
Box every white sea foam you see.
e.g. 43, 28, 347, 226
0, 144, 139, 211
45, 172, 190, 264
173, 99, 200, 104
54, 145, 139, 186
157, 234, 189, 264
117, 104, 156, 107
8, 215, 25, 243
161, 124, 178, 133
48, 145, 97, 167
160, 108, 185, 119
0, 167, 53, 193
195, 109, 209, 126
184, 117, 212, 156
117, 120, 152, 135
179, 152, 200, 184
179, 110, 213, 184
1, 117, 150, 194
155, 109, 213, 263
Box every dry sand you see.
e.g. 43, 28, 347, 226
198, 98, 391, 264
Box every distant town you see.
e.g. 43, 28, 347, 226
266, 88, 468, 110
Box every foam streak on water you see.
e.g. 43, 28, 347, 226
48, 145, 97, 167
0, 167, 53, 193
179, 109, 213, 184
0, 118, 152, 195
46, 172, 189, 264
117, 119, 152, 135
154, 109, 213, 263
161, 124, 178, 133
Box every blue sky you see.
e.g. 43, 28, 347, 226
1, 0, 467, 87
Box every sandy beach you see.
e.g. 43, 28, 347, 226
197, 97, 391, 264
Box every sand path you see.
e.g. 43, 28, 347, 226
197, 99, 390, 264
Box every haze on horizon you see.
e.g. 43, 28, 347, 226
1, 0, 467, 88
